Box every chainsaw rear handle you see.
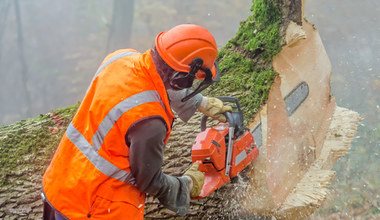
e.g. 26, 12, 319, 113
216, 96, 241, 110
200, 112, 234, 131
200, 96, 241, 131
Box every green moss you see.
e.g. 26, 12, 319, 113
0, 103, 79, 187
228, 0, 282, 61
207, 0, 282, 123
208, 50, 276, 123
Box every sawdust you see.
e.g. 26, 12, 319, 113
277, 107, 362, 219
285, 21, 306, 47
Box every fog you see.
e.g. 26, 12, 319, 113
0, 0, 379, 218
0, 0, 251, 125
305, 0, 380, 218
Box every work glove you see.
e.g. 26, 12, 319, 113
184, 163, 205, 198
198, 97, 233, 122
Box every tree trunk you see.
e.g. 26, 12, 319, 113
0, 0, 360, 219
0, 0, 11, 64
14, 0, 32, 117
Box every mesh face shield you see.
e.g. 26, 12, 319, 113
168, 57, 220, 102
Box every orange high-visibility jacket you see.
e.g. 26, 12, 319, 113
42, 49, 175, 219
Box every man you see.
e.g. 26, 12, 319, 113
42, 24, 232, 219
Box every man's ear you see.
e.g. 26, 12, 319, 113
151, 47, 175, 79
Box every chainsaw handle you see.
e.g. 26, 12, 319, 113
200, 96, 240, 131
200, 111, 235, 131
216, 96, 241, 110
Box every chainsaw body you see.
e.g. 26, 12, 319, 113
191, 97, 259, 199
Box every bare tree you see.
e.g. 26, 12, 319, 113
0, 0, 11, 65
106, 0, 135, 53
14, 0, 31, 117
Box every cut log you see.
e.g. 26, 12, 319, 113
241, 20, 361, 219
0, 0, 360, 219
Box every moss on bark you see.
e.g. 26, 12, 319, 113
206, 0, 283, 123
0, 104, 79, 188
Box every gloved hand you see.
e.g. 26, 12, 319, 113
184, 163, 205, 198
198, 97, 233, 122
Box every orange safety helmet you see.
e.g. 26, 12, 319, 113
155, 24, 218, 80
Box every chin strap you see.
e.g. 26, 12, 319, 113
181, 59, 218, 102
181, 75, 212, 102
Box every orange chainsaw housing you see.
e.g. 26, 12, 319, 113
191, 122, 259, 199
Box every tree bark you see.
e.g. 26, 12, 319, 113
0, 0, 360, 219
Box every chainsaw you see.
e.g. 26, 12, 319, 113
190, 96, 259, 199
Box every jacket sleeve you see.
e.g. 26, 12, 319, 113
126, 117, 191, 216
167, 89, 203, 123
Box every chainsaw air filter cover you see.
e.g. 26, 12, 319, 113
191, 123, 229, 171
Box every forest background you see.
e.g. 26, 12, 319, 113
0, 0, 379, 218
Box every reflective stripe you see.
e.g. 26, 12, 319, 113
66, 122, 136, 185
87, 51, 139, 93
92, 90, 165, 152
93, 51, 139, 80
66, 51, 165, 185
